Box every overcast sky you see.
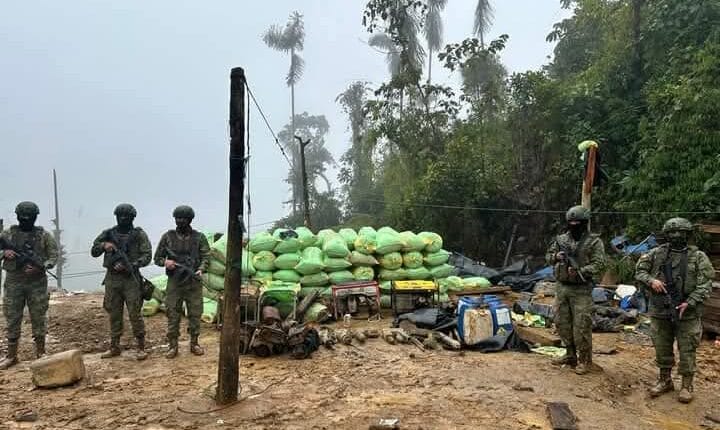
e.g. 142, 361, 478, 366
0, 0, 570, 290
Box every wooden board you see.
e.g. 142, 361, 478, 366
516, 326, 562, 347
546, 402, 578, 430
700, 223, 720, 234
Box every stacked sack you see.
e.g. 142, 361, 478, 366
142, 226, 493, 318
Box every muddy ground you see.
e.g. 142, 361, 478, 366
0, 293, 719, 430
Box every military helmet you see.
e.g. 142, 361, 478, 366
113, 203, 137, 217
662, 217, 693, 233
15, 201, 40, 216
172, 205, 195, 219
565, 205, 591, 222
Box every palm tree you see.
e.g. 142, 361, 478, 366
424, 0, 447, 83
368, 33, 402, 76
473, 0, 494, 47
263, 11, 305, 213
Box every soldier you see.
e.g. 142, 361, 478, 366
154, 205, 209, 359
635, 218, 714, 403
91, 204, 152, 360
0, 202, 58, 369
545, 205, 606, 375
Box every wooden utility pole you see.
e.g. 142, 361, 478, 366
294, 135, 312, 229
51, 169, 63, 291
216, 67, 246, 404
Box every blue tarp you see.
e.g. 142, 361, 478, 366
611, 234, 657, 255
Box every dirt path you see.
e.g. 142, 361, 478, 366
0, 294, 718, 429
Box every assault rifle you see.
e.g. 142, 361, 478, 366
661, 260, 684, 324
100, 229, 154, 300
165, 249, 200, 284
0, 237, 58, 280
556, 242, 588, 283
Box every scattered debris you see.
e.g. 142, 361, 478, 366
369, 418, 400, 430
705, 411, 720, 424
546, 402, 578, 430
15, 409, 38, 422
593, 346, 618, 355
512, 384, 535, 392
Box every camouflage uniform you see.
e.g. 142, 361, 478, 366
0, 202, 58, 369
154, 206, 209, 358
635, 217, 715, 403
91, 221, 152, 359
546, 206, 606, 374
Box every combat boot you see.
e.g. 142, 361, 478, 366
0, 341, 19, 370
551, 348, 577, 367
135, 337, 148, 361
678, 375, 694, 404
189, 336, 204, 356
165, 339, 178, 359
574, 362, 590, 375
34, 337, 46, 359
649, 368, 674, 397
101, 338, 121, 359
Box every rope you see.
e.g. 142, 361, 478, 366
244, 81, 293, 168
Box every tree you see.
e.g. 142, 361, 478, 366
368, 33, 402, 76
278, 113, 335, 204
473, 0, 494, 47
424, 0, 447, 83
263, 11, 306, 213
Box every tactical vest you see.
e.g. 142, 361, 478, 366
553, 232, 600, 285
165, 230, 201, 271
646, 244, 703, 319
1, 226, 47, 274
102, 227, 142, 271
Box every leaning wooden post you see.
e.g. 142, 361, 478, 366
581, 141, 598, 211
216, 67, 246, 404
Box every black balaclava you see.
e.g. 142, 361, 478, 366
175, 217, 192, 234
568, 220, 588, 241
18, 214, 37, 232
667, 231, 688, 251
116, 214, 134, 234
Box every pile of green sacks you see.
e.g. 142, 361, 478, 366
143, 227, 493, 317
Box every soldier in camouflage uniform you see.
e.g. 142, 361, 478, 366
635, 217, 715, 403
154, 205, 209, 359
546, 206, 606, 375
0, 202, 58, 369
91, 204, 153, 360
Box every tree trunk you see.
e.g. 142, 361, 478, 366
427, 48, 433, 84
291, 48, 297, 216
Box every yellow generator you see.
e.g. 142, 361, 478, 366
390, 280, 439, 316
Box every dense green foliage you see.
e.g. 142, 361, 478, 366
275, 1, 720, 264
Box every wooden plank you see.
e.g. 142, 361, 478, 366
700, 223, 720, 234
516, 326, 562, 347
547, 402, 578, 430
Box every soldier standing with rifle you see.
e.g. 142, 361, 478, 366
153, 205, 209, 359
545, 206, 606, 375
635, 218, 715, 403
91, 204, 152, 360
0, 202, 58, 369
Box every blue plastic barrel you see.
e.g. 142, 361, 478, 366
488, 302, 513, 335
457, 297, 484, 341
